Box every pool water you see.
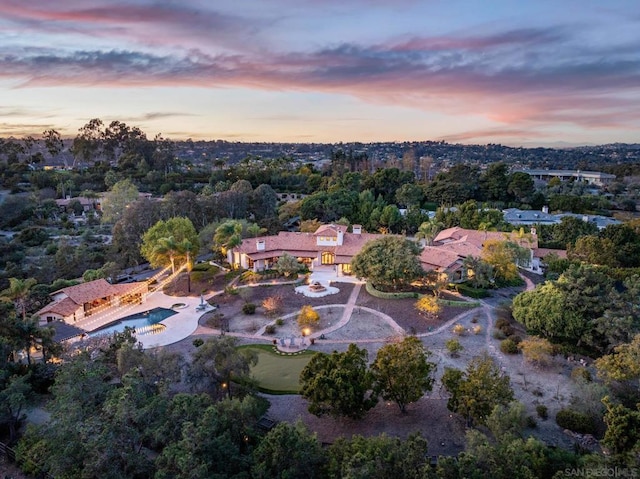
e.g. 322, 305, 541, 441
91, 307, 177, 336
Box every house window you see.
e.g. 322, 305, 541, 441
321, 252, 334, 265
342, 263, 352, 274
247, 258, 254, 269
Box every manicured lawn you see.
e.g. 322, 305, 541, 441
238, 344, 318, 394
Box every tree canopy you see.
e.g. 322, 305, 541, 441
140, 217, 199, 272
371, 336, 436, 413
300, 344, 376, 419
351, 236, 423, 291
442, 353, 514, 426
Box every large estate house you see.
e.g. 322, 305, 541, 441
36, 278, 148, 325
229, 223, 564, 281
228, 224, 380, 277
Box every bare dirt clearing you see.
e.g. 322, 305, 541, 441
164, 278, 581, 455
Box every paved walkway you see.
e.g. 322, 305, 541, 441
105, 274, 528, 350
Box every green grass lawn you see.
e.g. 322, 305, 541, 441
237, 344, 318, 394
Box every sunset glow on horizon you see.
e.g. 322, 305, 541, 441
1, 0, 639, 146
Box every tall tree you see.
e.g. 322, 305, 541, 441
442, 353, 514, 426
251, 421, 325, 479
371, 337, 436, 413
1, 277, 37, 321
300, 344, 376, 419
351, 236, 423, 291
140, 217, 199, 273
187, 337, 256, 399
100, 178, 140, 224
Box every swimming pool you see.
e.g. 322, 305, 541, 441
91, 307, 177, 336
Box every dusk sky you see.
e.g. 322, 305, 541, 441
1, 0, 639, 146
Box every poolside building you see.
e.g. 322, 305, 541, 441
36, 278, 148, 325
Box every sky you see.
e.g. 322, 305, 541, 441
1, 0, 639, 146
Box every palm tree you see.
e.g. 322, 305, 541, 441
415, 220, 443, 246
1, 277, 37, 321
178, 238, 197, 292
152, 236, 180, 273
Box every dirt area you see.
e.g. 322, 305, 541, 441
355, 288, 472, 335
160, 276, 582, 456
265, 394, 467, 456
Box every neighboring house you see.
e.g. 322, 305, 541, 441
228, 224, 383, 276
555, 213, 622, 231
503, 207, 559, 226
55, 196, 100, 213
36, 278, 148, 325
516, 169, 616, 186
503, 207, 621, 231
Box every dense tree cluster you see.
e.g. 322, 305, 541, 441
513, 265, 640, 355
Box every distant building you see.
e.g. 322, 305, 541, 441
503, 207, 621, 230
555, 213, 622, 230
517, 169, 616, 186
503, 207, 559, 226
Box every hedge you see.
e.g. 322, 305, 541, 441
455, 284, 491, 298
365, 282, 419, 299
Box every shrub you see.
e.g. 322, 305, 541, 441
492, 329, 507, 340
262, 295, 284, 317
508, 334, 522, 345
445, 338, 464, 357
242, 303, 257, 315
472, 325, 483, 335
275, 318, 284, 326
456, 283, 490, 298
240, 270, 259, 283
298, 304, 320, 329
495, 318, 510, 331
192, 338, 204, 348
536, 404, 548, 420
225, 286, 239, 295
264, 325, 276, 334
526, 416, 537, 428
471, 316, 479, 323
520, 336, 555, 368
555, 408, 596, 435
452, 324, 466, 336
571, 366, 592, 382
500, 338, 519, 354
415, 295, 441, 317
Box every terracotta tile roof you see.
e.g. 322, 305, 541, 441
38, 279, 147, 319
419, 247, 463, 271
56, 279, 116, 304
236, 231, 386, 263
314, 224, 343, 236
434, 227, 537, 249
236, 232, 318, 255
37, 297, 79, 317
335, 233, 385, 257
111, 282, 147, 295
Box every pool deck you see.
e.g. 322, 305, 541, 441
73, 289, 218, 349
136, 292, 219, 349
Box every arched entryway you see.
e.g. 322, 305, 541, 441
321, 251, 335, 265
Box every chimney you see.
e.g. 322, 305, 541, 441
542, 205, 549, 214
256, 240, 265, 251
337, 228, 344, 246
352, 224, 362, 234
